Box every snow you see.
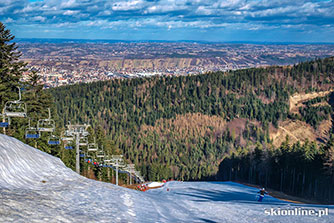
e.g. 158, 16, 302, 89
146, 182, 164, 188
0, 134, 333, 222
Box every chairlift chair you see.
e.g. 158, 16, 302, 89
64, 141, 73, 149
25, 118, 40, 139
37, 119, 55, 132
86, 137, 98, 151
62, 136, 74, 141
65, 145, 73, 150
48, 135, 60, 145
63, 137, 74, 149
4, 87, 27, 118
87, 144, 98, 151
61, 130, 74, 141
110, 155, 125, 166
37, 108, 55, 132
111, 154, 123, 159
95, 148, 105, 164
96, 149, 105, 158
103, 159, 112, 165
0, 114, 9, 128
79, 137, 88, 146
0, 122, 9, 128
25, 128, 40, 139
103, 154, 111, 163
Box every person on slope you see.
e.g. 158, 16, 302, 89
257, 188, 268, 202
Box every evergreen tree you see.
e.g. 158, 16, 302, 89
0, 22, 26, 113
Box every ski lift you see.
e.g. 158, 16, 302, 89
79, 127, 89, 137
104, 160, 111, 166
0, 122, 9, 128
0, 114, 9, 128
79, 150, 86, 158
4, 87, 27, 118
87, 137, 98, 151
65, 145, 73, 150
96, 151, 105, 161
63, 137, 74, 149
96, 145, 105, 158
103, 154, 111, 163
48, 135, 60, 145
79, 137, 88, 146
25, 118, 40, 139
37, 108, 55, 132
61, 130, 74, 141
134, 170, 145, 183
26, 132, 40, 139
64, 142, 73, 149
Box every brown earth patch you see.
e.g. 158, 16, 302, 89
289, 90, 332, 114
270, 119, 331, 147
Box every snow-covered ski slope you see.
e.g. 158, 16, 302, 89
0, 134, 333, 223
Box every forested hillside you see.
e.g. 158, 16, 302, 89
51, 57, 334, 192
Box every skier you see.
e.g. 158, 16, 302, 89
257, 188, 268, 202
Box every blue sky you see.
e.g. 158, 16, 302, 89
1, 0, 334, 42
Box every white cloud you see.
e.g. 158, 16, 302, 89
63, 10, 79, 15
112, 0, 145, 11
145, 3, 187, 14
32, 16, 46, 22
195, 6, 213, 15
98, 10, 112, 16
4, 17, 14, 23
61, 0, 77, 8
218, 0, 246, 8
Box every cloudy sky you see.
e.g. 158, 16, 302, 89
1, 0, 334, 42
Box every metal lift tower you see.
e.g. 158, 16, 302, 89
65, 123, 90, 174
111, 155, 125, 186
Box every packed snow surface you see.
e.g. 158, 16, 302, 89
0, 134, 333, 222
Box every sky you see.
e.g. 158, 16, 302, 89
0, 0, 334, 42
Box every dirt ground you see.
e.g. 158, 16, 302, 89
270, 119, 331, 147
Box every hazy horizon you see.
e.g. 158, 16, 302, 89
14, 37, 334, 45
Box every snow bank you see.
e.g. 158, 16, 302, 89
0, 134, 79, 190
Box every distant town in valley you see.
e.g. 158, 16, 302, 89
18, 39, 334, 88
